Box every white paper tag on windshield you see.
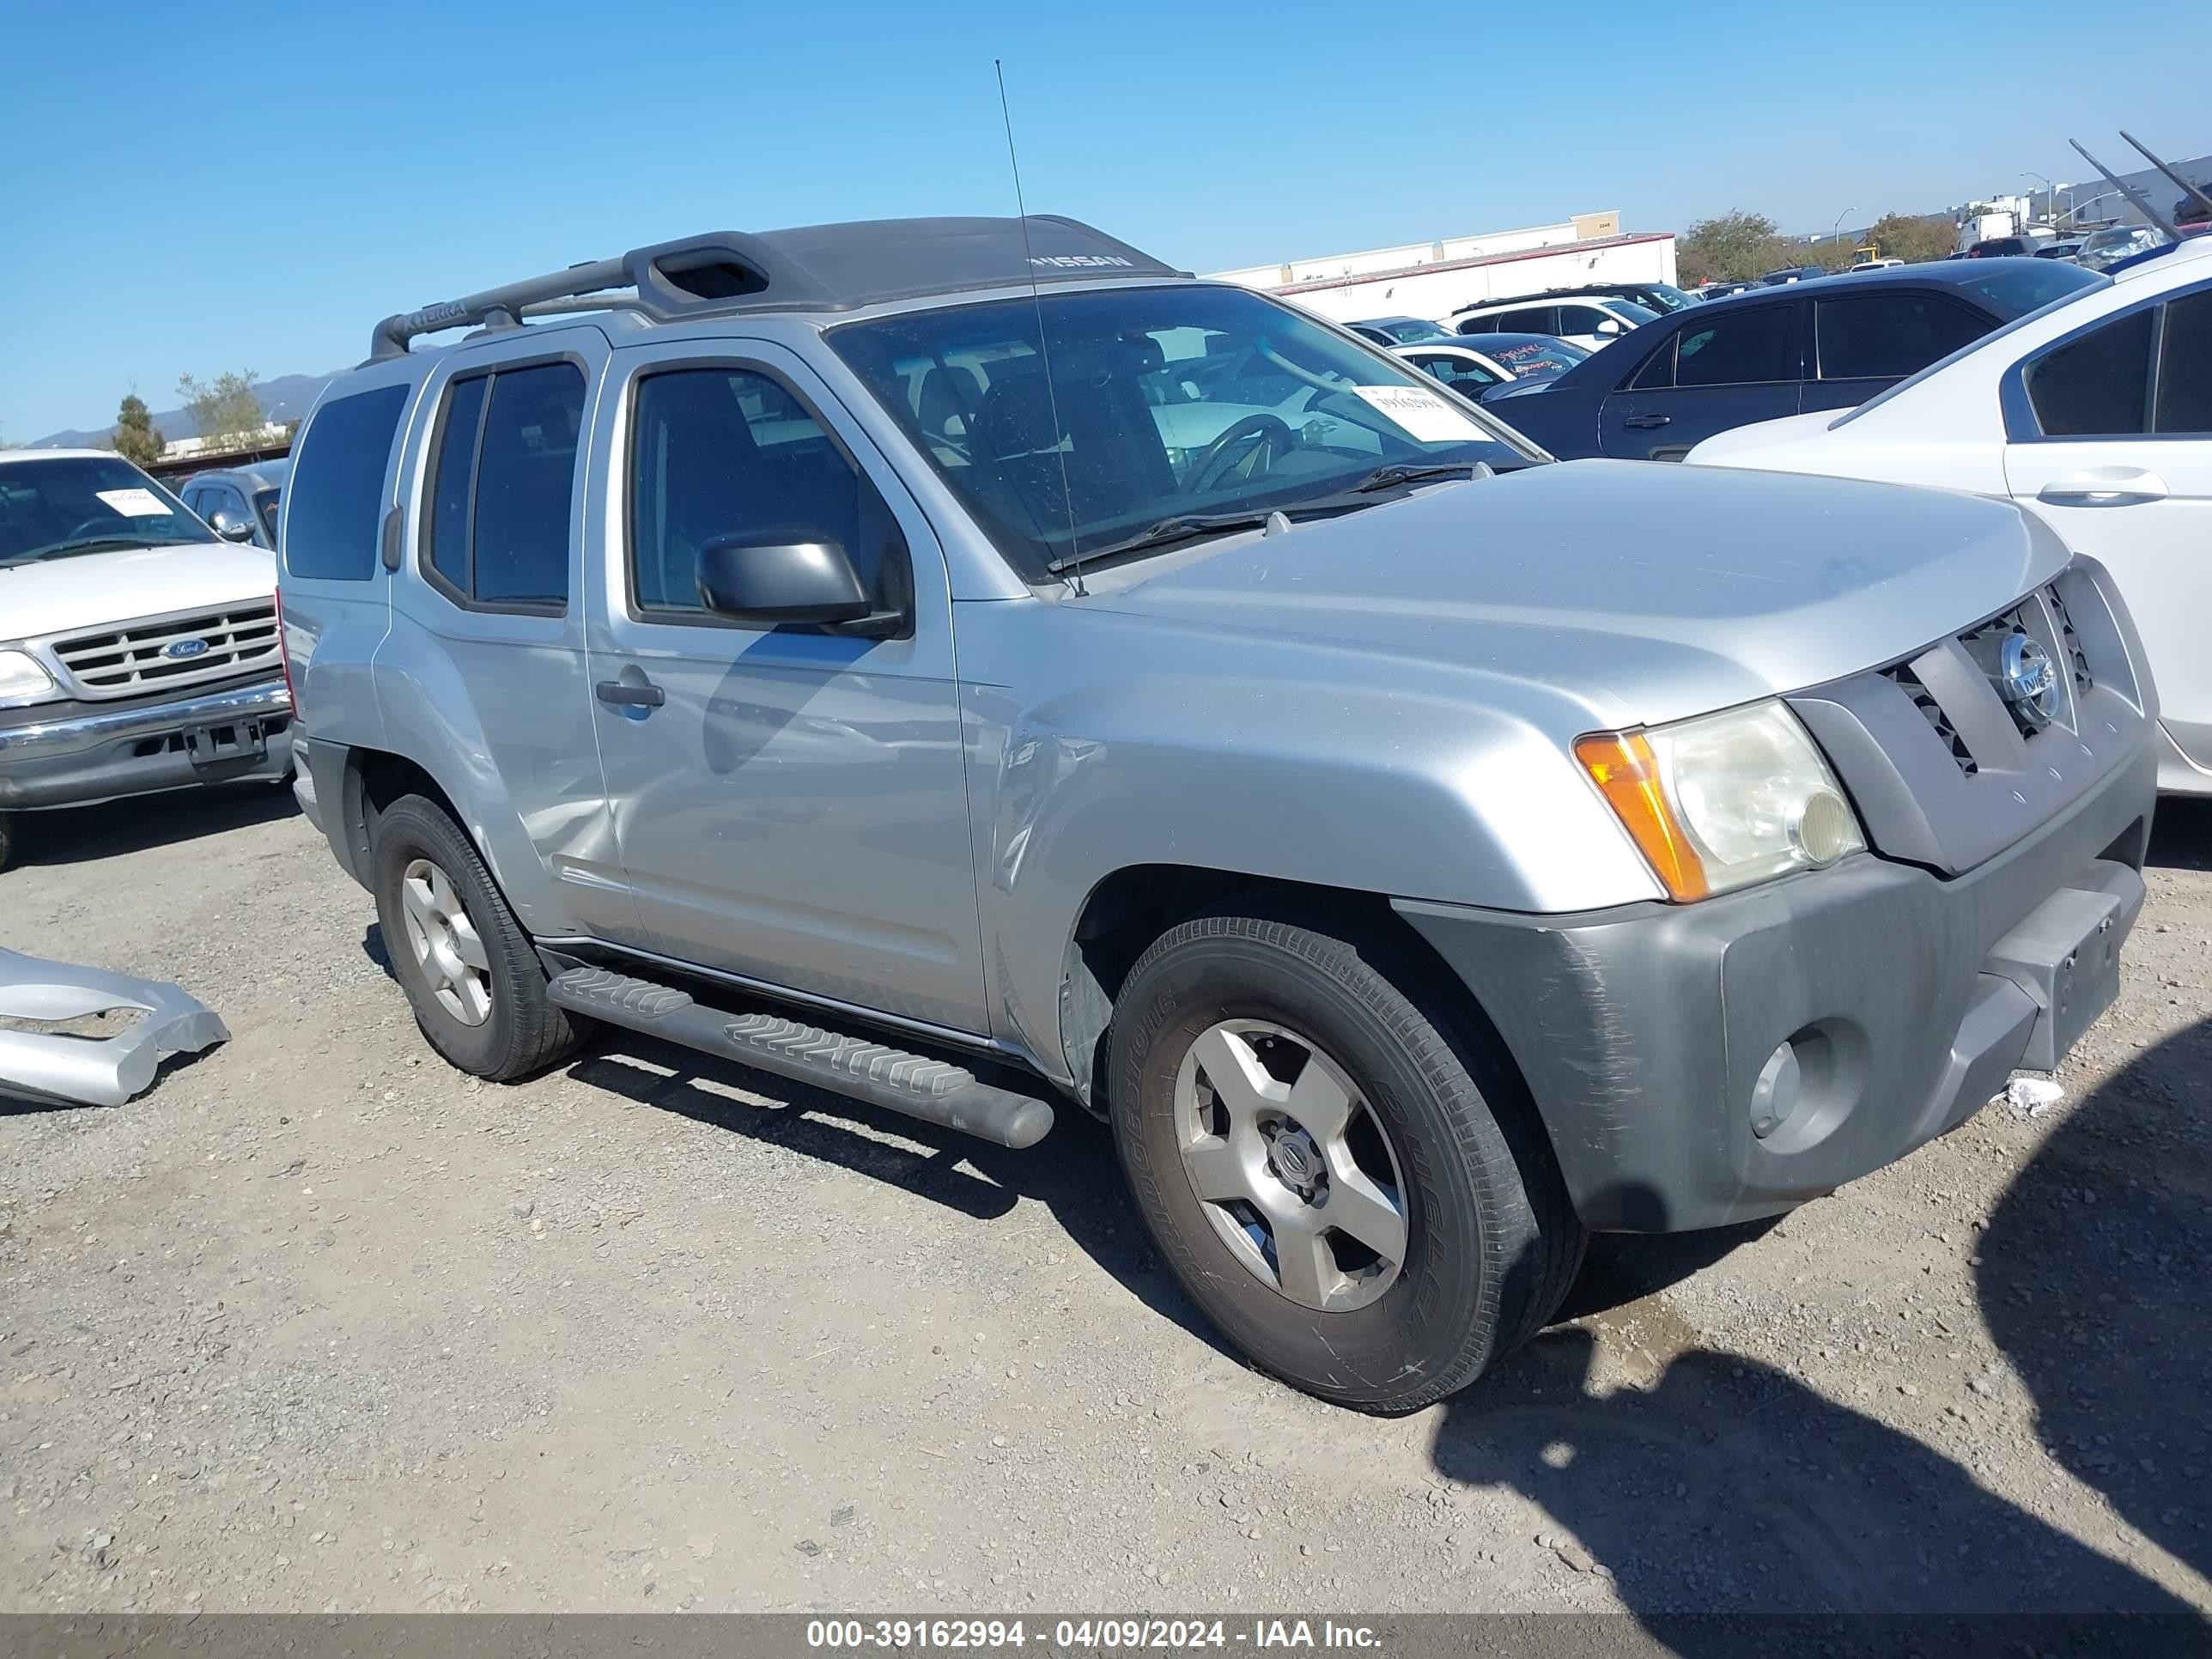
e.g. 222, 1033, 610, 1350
1351, 385, 1487, 443
95, 487, 171, 518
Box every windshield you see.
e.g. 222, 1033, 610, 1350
1638, 283, 1697, 313
0, 455, 214, 568
830, 284, 1539, 579
1953, 260, 2108, 318
1600, 299, 1662, 325
1481, 337, 1589, 378
1378, 318, 1455, 343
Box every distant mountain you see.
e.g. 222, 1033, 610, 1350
33, 372, 339, 448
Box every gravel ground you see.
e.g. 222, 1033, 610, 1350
0, 786, 2207, 1622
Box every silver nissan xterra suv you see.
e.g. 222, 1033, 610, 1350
281, 216, 2158, 1412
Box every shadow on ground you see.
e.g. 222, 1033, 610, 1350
0, 781, 295, 871
2148, 793, 2212, 872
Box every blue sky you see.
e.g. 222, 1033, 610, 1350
2, 0, 2205, 440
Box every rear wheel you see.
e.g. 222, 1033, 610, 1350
368, 793, 581, 1079
1109, 907, 1583, 1413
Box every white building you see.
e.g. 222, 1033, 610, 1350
1208, 211, 1680, 325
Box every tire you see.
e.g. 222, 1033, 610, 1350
1108, 905, 1584, 1413
368, 793, 582, 1080
0, 812, 15, 874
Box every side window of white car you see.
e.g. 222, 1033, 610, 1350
2153, 289, 2211, 435
2026, 308, 2154, 436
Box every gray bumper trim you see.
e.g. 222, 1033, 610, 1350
0, 679, 293, 810
0, 679, 291, 763
1396, 735, 2156, 1234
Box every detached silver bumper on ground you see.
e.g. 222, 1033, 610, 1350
0, 678, 293, 810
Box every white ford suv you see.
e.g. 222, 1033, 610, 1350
0, 450, 293, 870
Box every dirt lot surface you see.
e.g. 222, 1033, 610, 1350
1, 788, 2207, 1623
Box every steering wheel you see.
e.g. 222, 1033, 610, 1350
1182, 413, 1296, 495
62, 517, 130, 543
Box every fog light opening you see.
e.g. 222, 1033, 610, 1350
1749, 1041, 1803, 1140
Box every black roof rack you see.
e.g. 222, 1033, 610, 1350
368, 215, 1186, 359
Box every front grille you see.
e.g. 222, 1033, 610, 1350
1884, 662, 1978, 775
2045, 582, 2094, 695
51, 603, 279, 700
1959, 607, 2050, 741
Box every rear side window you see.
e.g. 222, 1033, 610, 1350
1675, 306, 1796, 386
284, 385, 407, 580
2027, 308, 2154, 436
2154, 289, 2212, 434
1817, 293, 1988, 380
421, 362, 585, 611
628, 365, 897, 617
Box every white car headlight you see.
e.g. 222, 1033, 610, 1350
0, 648, 58, 710
1576, 699, 1864, 901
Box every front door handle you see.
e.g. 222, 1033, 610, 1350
2039, 468, 2168, 506
1624, 413, 1672, 429
596, 677, 665, 708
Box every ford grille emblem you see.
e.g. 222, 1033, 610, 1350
2000, 634, 2058, 727
165, 637, 211, 660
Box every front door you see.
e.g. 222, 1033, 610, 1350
585, 340, 987, 1034
2002, 283, 2212, 775
1600, 301, 1803, 460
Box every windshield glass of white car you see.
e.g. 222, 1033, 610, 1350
831, 285, 1537, 577
0, 457, 214, 567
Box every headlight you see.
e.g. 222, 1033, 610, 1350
0, 648, 58, 710
1575, 699, 1864, 901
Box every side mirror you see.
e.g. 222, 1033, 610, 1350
210, 510, 256, 543
1595, 319, 1625, 337
696, 533, 896, 634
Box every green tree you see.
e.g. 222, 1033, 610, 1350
1862, 212, 1957, 264
112, 393, 166, 467
1675, 210, 1784, 285
176, 368, 267, 453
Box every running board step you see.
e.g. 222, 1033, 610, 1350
546, 966, 1054, 1149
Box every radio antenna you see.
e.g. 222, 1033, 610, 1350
994, 58, 1085, 595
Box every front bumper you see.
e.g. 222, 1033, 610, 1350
1395, 735, 2156, 1233
0, 678, 293, 811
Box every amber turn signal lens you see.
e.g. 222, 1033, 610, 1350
1573, 731, 1710, 902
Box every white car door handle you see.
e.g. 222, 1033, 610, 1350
2038, 468, 2170, 506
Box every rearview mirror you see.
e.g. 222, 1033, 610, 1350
696, 533, 898, 635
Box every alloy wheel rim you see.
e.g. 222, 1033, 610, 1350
398, 856, 492, 1027
1172, 1018, 1409, 1311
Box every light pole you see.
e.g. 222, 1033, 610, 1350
1832, 207, 1855, 246
2024, 170, 2055, 224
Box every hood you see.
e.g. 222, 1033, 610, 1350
0, 540, 277, 642
1079, 459, 2067, 731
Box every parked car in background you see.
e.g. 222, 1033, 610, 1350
1758, 266, 1826, 286
2034, 240, 2085, 261
280, 215, 2158, 1413
1451, 295, 1658, 352
1696, 280, 1757, 301
1967, 236, 2044, 258
181, 459, 289, 551
0, 450, 292, 872
1526, 280, 1700, 315
1850, 258, 1904, 271
1688, 235, 2212, 795
2075, 223, 2168, 272
1481, 258, 2107, 461
1344, 315, 1457, 347
1388, 337, 1588, 398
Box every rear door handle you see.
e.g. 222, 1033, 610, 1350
595, 678, 665, 708
1624, 413, 1672, 429
2038, 468, 2168, 506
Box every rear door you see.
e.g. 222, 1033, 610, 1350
1803, 286, 1992, 415
1597, 301, 1803, 460
2002, 282, 2212, 775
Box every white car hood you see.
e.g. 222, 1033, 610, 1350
1, 540, 277, 641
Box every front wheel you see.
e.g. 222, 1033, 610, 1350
1108, 908, 1583, 1413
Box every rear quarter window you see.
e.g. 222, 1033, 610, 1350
284, 385, 410, 580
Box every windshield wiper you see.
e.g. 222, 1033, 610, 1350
1346, 461, 1486, 493
1, 535, 171, 568
1044, 511, 1280, 576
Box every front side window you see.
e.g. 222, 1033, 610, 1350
830, 283, 1537, 579
253, 488, 282, 544
421, 362, 583, 610
0, 455, 214, 569
1817, 292, 1988, 380
1674, 306, 1796, 386
627, 366, 897, 616
283, 384, 410, 580
2026, 308, 2154, 436
2154, 288, 2212, 434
